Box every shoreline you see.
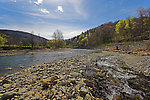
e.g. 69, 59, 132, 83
0, 48, 72, 57
0, 49, 94, 77
0, 51, 150, 99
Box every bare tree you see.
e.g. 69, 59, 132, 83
137, 7, 150, 17
52, 29, 65, 48
52, 29, 64, 41
137, 7, 145, 18
52, 32, 57, 41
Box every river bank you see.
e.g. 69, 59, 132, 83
0, 48, 72, 57
99, 40, 150, 56
0, 49, 94, 76
0, 51, 150, 100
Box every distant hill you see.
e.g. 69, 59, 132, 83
68, 17, 150, 48
66, 21, 117, 48
0, 29, 48, 46
67, 8, 150, 49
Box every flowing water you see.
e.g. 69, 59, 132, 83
97, 55, 150, 99
0, 49, 94, 76
0, 50, 150, 99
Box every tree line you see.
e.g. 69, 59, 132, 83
0, 29, 66, 50
46, 29, 66, 49
1, 7, 149, 50
0, 34, 7, 46
68, 7, 150, 48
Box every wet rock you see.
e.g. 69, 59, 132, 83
19, 88, 26, 93
20, 66, 25, 68
0, 94, 3, 97
51, 81, 57, 86
51, 76, 58, 82
42, 79, 51, 85
43, 76, 48, 79
3, 84, 11, 88
85, 94, 92, 100
42, 79, 51, 90
12, 83, 17, 88
31, 78, 37, 83
39, 69, 44, 71
79, 87, 89, 96
70, 79, 77, 84
77, 96, 83, 100
6, 67, 13, 70
84, 80, 93, 87
0, 79, 10, 85
0, 92, 16, 100
71, 72, 80, 77
95, 98, 103, 100
80, 70, 83, 73
62, 96, 67, 99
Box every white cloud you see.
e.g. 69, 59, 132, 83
68, 0, 86, 18
0, 0, 88, 38
0, 20, 88, 39
57, 6, 64, 13
28, 0, 87, 19
11, 0, 16, 2
34, 0, 43, 5
39, 8, 50, 14
44, 0, 87, 18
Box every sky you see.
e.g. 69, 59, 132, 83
0, 0, 149, 39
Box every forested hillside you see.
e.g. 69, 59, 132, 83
0, 30, 47, 47
67, 8, 150, 48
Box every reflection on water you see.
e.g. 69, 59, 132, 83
0, 49, 94, 76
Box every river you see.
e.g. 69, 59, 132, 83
0, 49, 94, 76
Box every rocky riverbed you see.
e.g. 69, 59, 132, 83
0, 51, 150, 100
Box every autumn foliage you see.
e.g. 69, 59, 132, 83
68, 7, 150, 48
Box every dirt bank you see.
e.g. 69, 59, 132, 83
100, 40, 150, 56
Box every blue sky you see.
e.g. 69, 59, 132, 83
0, 0, 149, 39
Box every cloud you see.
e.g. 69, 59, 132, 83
57, 6, 64, 13
39, 8, 50, 14
0, 20, 88, 39
34, 0, 43, 5
27, 0, 87, 19
0, 0, 88, 39
68, 0, 86, 17
44, 0, 87, 18
11, 0, 17, 2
